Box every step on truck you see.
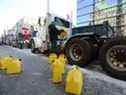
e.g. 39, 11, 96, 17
65, 21, 126, 79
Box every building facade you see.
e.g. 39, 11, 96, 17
77, 0, 126, 34
77, 0, 93, 26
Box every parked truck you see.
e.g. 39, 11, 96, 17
30, 13, 70, 53
16, 26, 31, 49
64, 21, 126, 79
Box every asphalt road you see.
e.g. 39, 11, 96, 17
1, 46, 126, 95
0, 46, 65, 95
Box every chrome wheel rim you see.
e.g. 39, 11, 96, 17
106, 45, 126, 71
69, 44, 83, 61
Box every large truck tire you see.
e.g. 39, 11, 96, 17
99, 38, 126, 80
65, 38, 91, 67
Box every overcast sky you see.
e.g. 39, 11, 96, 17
0, 0, 76, 35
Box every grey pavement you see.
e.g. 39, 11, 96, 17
0, 46, 65, 95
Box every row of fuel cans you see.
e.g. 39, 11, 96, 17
49, 53, 84, 95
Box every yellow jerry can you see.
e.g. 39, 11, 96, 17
0, 56, 13, 70
65, 66, 83, 95
0, 58, 2, 69
48, 53, 57, 64
6, 58, 22, 74
58, 54, 67, 74
52, 59, 63, 83
59, 54, 68, 63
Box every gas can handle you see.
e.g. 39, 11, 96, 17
72, 65, 79, 70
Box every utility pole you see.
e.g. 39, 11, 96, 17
92, 0, 96, 25
45, 0, 50, 48
116, 0, 123, 36
47, 0, 50, 14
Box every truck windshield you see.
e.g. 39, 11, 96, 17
54, 17, 70, 28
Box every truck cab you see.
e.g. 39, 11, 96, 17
30, 13, 70, 53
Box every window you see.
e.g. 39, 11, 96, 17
54, 17, 70, 28
77, 0, 93, 26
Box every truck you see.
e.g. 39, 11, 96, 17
64, 21, 126, 79
17, 26, 31, 49
30, 13, 70, 53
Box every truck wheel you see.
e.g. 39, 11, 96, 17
99, 38, 126, 80
65, 38, 91, 66
31, 40, 36, 53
